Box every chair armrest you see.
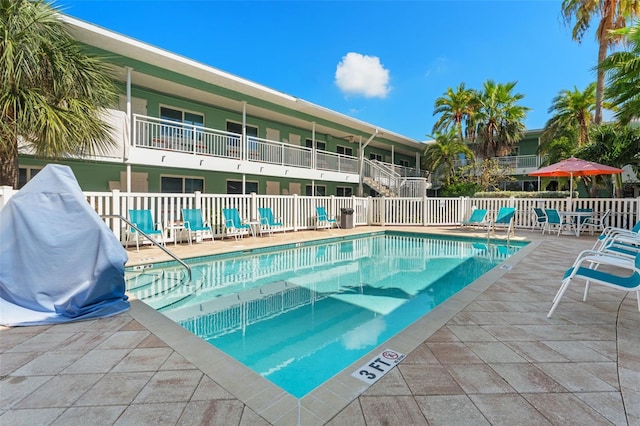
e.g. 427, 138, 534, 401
183, 220, 191, 230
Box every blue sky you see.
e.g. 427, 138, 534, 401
59, 0, 600, 141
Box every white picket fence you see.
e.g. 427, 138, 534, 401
1, 186, 638, 244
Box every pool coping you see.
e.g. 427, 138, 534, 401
127, 232, 538, 425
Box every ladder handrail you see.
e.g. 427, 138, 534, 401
101, 214, 192, 282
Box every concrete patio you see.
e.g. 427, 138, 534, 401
1, 226, 638, 425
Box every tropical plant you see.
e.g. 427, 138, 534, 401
422, 128, 474, 186
600, 20, 640, 124
0, 0, 119, 188
542, 83, 596, 146
561, 0, 640, 124
474, 80, 530, 158
574, 123, 640, 196
432, 83, 477, 142
451, 158, 515, 192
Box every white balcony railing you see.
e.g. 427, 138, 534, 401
133, 114, 362, 175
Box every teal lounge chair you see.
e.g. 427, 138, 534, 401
460, 208, 488, 229
127, 209, 164, 251
489, 207, 516, 238
258, 207, 284, 237
181, 208, 213, 244
222, 208, 251, 239
548, 250, 640, 318
592, 219, 640, 251
316, 206, 339, 229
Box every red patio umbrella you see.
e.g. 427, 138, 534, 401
529, 157, 623, 207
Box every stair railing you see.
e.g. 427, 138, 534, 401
100, 214, 192, 282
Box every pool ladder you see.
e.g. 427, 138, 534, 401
100, 214, 192, 282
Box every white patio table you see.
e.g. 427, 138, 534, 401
559, 211, 594, 237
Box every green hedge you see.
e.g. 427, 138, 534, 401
472, 191, 575, 199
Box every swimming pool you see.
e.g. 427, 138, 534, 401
126, 232, 526, 398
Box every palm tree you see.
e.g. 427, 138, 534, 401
474, 80, 529, 158
600, 20, 640, 124
432, 83, 477, 142
574, 123, 640, 196
561, 0, 640, 124
0, 0, 118, 188
542, 83, 596, 147
422, 129, 474, 186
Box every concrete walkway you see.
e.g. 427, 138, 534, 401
1, 227, 638, 425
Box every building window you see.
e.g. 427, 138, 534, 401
337, 187, 352, 197
370, 153, 383, 161
337, 145, 353, 156
160, 176, 204, 193
305, 139, 326, 151
227, 180, 258, 194
305, 185, 326, 196
18, 166, 42, 189
398, 159, 410, 167
160, 106, 204, 142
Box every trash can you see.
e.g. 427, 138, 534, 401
340, 208, 355, 229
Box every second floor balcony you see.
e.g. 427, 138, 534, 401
132, 114, 423, 179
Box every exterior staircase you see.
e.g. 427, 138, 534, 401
362, 158, 431, 197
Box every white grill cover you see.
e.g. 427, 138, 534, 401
0, 164, 129, 326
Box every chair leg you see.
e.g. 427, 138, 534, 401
548, 278, 573, 318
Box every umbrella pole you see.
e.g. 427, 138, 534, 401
569, 172, 573, 210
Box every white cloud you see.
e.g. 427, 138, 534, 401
335, 52, 391, 98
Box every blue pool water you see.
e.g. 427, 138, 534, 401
126, 232, 526, 398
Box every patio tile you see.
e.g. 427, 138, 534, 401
534, 363, 617, 392
488, 363, 566, 393
402, 343, 439, 364
53, 331, 114, 352
0, 407, 65, 426
577, 362, 620, 389
13, 374, 103, 409
51, 405, 126, 425
177, 400, 245, 425
446, 325, 497, 341
325, 399, 366, 426
362, 367, 411, 396
444, 364, 515, 394
541, 341, 614, 362
469, 394, 551, 425
466, 341, 527, 363
504, 341, 569, 362
136, 334, 169, 348
114, 402, 186, 425
158, 352, 195, 371
133, 369, 202, 403
426, 342, 482, 364
191, 375, 237, 400
398, 364, 463, 396
74, 371, 153, 406
7, 332, 75, 353
12, 351, 84, 376
424, 327, 459, 342
574, 392, 628, 426
524, 393, 614, 425
415, 395, 490, 425
94, 330, 150, 349
359, 396, 427, 426
62, 349, 131, 374
0, 375, 53, 410
0, 331, 42, 352
111, 347, 173, 372
0, 351, 42, 376
239, 406, 272, 426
